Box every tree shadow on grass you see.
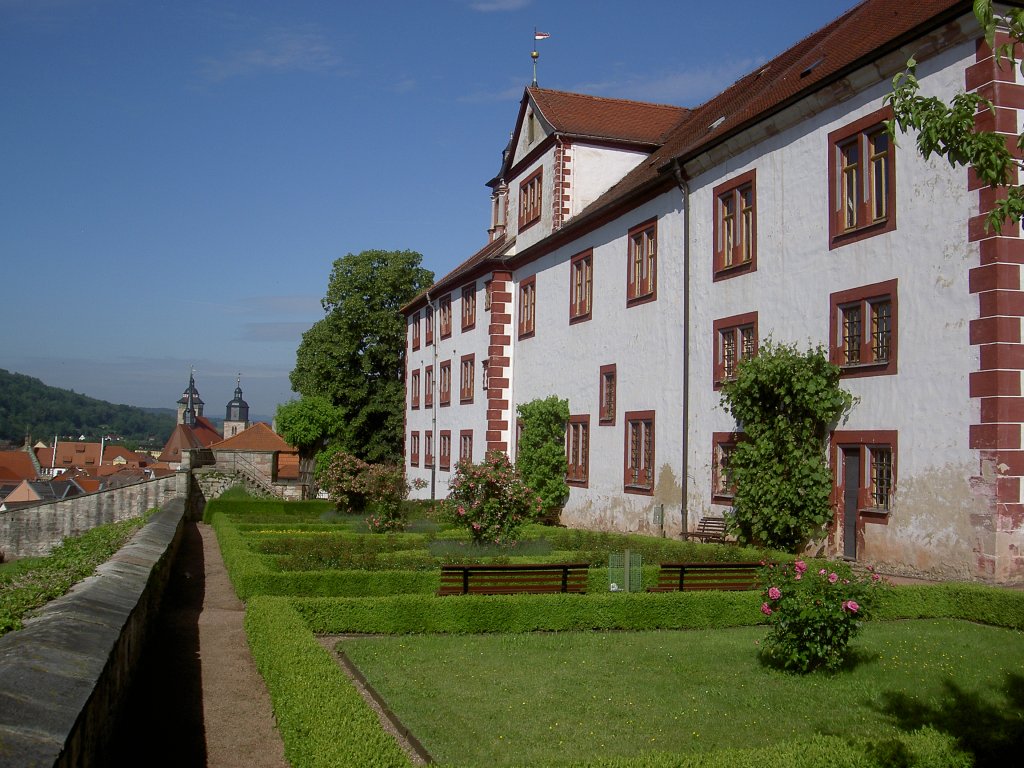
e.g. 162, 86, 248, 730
873, 672, 1024, 768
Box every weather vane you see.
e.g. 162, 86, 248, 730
532, 28, 550, 86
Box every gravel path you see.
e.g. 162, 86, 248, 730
109, 520, 288, 767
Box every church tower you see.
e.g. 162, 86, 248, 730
224, 374, 250, 437
177, 369, 205, 425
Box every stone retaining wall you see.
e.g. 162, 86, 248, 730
0, 474, 182, 559
0, 496, 188, 767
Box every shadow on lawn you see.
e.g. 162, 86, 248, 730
874, 672, 1024, 768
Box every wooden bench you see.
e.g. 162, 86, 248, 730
647, 562, 761, 592
681, 517, 728, 544
438, 563, 590, 595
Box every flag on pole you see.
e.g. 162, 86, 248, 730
534, 31, 551, 40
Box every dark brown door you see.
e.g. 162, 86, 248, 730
842, 447, 860, 560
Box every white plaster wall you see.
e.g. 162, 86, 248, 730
406, 280, 492, 500
511, 192, 687, 534
571, 144, 649, 217
509, 154, 555, 252
686, 40, 984, 574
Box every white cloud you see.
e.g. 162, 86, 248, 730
199, 26, 345, 82
469, 0, 531, 11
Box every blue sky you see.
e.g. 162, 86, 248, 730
1, 0, 851, 420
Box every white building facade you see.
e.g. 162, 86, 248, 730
403, 0, 1024, 583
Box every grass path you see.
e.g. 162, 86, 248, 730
340, 619, 1024, 767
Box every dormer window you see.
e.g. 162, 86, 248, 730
519, 168, 543, 230
527, 110, 537, 144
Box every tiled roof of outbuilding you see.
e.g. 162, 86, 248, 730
528, 88, 689, 146
211, 421, 292, 452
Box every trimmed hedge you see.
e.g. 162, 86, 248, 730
875, 582, 1024, 629
245, 597, 411, 768
293, 590, 767, 635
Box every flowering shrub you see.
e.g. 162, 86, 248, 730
441, 450, 543, 545
758, 560, 888, 673
317, 451, 425, 533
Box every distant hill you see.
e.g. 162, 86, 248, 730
0, 369, 176, 449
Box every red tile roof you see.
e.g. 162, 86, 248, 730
192, 416, 223, 448
158, 424, 206, 463
0, 451, 38, 483
211, 422, 293, 452
528, 88, 689, 146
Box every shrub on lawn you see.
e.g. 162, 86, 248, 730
758, 560, 888, 673
442, 450, 542, 545
317, 451, 425, 532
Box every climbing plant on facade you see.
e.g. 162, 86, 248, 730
719, 341, 853, 552
515, 395, 570, 521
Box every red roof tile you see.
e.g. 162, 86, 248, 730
211, 422, 293, 452
0, 451, 38, 483
528, 88, 689, 146
158, 424, 206, 463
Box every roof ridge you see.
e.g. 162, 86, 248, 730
530, 86, 689, 113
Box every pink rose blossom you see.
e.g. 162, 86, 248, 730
794, 560, 807, 574
871, 573, 881, 582
794, 573, 802, 581
768, 586, 781, 600
819, 568, 827, 575
828, 572, 839, 584
760, 602, 773, 616
842, 600, 860, 613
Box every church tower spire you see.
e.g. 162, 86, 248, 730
224, 373, 250, 437
177, 367, 205, 425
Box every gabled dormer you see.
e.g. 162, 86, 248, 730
488, 87, 689, 251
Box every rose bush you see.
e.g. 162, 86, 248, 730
317, 451, 425, 532
441, 450, 543, 545
758, 559, 888, 673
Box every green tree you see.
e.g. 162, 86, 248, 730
887, 1, 1024, 231
290, 250, 433, 463
720, 341, 853, 552
275, 396, 340, 489
515, 396, 570, 522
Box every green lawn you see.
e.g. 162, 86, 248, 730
340, 619, 1024, 767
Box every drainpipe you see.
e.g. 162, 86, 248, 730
672, 159, 691, 538
426, 291, 439, 501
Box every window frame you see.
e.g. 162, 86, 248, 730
519, 167, 543, 230
424, 429, 433, 468
623, 410, 655, 495
461, 283, 476, 332
713, 169, 757, 280
410, 431, 420, 467
439, 429, 452, 471
713, 311, 758, 389
411, 311, 421, 350
410, 369, 420, 410
424, 365, 433, 408
626, 218, 657, 306
439, 360, 452, 406
424, 306, 434, 346
599, 364, 616, 426
712, 431, 742, 502
831, 430, 898, 514
460, 354, 475, 404
829, 279, 898, 378
828, 107, 896, 249
518, 275, 536, 339
439, 294, 453, 339
569, 249, 594, 323
566, 414, 590, 487
459, 429, 473, 466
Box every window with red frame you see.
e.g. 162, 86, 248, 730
627, 219, 657, 305
713, 312, 758, 387
439, 430, 451, 471
829, 280, 897, 377
439, 360, 451, 406
461, 283, 476, 331
832, 431, 897, 512
569, 250, 593, 322
828, 107, 895, 248
424, 365, 433, 407
460, 354, 474, 403
459, 429, 473, 464
425, 306, 434, 346
519, 168, 542, 229
624, 411, 655, 494
424, 430, 433, 467
712, 432, 739, 501
410, 369, 420, 409
714, 170, 756, 278
599, 364, 616, 425
519, 276, 536, 339
484, 280, 493, 310
566, 415, 590, 486
439, 294, 452, 338
410, 431, 420, 466
411, 311, 421, 350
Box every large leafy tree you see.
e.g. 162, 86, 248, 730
291, 249, 433, 463
887, 1, 1024, 230
275, 395, 340, 488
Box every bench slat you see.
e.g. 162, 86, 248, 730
649, 561, 761, 592
438, 563, 590, 596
